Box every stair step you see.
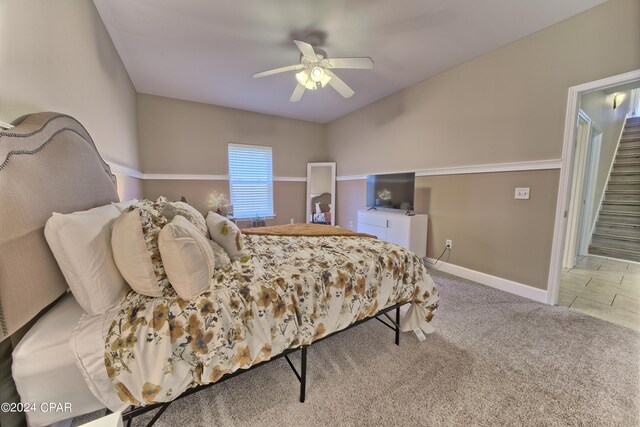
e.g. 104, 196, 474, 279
605, 193, 640, 202
602, 202, 640, 213
612, 164, 640, 173
607, 182, 640, 191
618, 141, 640, 150
606, 189, 640, 195
589, 244, 640, 263
593, 231, 640, 243
599, 211, 640, 225
590, 236, 640, 251
596, 222, 640, 235
609, 173, 640, 183
615, 154, 640, 163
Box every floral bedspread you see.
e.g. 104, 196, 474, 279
105, 235, 439, 406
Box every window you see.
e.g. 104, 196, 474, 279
228, 143, 274, 219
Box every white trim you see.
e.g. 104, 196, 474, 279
140, 173, 306, 182
415, 159, 561, 176
106, 162, 143, 179
426, 258, 548, 303
336, 159, 561, 181
143, 173, 229, 181
0, 120, 14, 130
274, 176, 307, 182
228, 142, 272, 152
337, 174, 367, 181
547, 68, 640, 306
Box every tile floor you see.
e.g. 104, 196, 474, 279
558, 255, 640, 332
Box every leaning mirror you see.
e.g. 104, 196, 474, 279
306, 162, 336, 226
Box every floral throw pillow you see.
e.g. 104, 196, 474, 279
112, 200, 172, 297
155, 196, 208, 237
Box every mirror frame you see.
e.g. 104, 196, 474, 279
306, 162, 336, 226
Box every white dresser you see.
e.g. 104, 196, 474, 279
357, 209, 428, 258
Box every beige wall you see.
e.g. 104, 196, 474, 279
580, 87, 636, 228
0, 0, 141, 201
115, 174, 143, 203
327, 0, 640, 176
137, 94, 326, 177
142, 179, 305, 226
337, 170, 559, 290
328, 0, 640, 291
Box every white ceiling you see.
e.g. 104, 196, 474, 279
94, 0, 605, 124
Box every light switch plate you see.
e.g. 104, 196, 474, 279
515, 187, 530, 200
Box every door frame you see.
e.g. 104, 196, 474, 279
547, 69, 640, 305
578, 125, 602, 255
562, 110, 592, 269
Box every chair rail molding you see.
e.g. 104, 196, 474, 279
336, 159, 562, 181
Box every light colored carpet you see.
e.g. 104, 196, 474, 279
74, 269, 640, 426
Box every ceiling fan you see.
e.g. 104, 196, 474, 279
252, 39, 374, 102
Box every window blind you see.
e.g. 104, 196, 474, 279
228, 143, 274, 219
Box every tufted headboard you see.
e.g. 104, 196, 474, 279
310, 192, 331, 214
0, 113, 119, 342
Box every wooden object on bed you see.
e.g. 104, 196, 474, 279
242, 223, 376, 238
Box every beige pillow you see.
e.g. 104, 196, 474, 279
206, 212, 245, 261
111, 208, 167, 297
159, 216, 215, 300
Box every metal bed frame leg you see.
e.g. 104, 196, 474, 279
300, 346, 307, 402
395, 306, 400, 346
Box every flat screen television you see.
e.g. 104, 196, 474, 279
366, 172, 415, 211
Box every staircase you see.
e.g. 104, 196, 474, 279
589, 116, 640, 262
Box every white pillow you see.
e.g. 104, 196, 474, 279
159, 216, 215, 300
111, 208, 164, 297
206, 212, 245, 261
44, 205, 127, 315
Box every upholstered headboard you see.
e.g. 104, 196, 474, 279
0, 113, 119, 342
311, 192, 331, 214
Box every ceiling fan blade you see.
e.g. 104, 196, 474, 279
253, 64, 304, 78
325, 57, 374, 69
290, 84, 305, 102
325, 70, 354, 98
294, 40, 317, 59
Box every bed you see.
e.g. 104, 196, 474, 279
0, 113, 439, 427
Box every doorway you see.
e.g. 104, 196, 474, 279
549, 69, 640, 331
562, 110, 596, 269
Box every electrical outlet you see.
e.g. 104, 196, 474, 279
446, 239, 452, 249
290, 218, 294, 224
349, 220, 354, 228
515, 187, 530, 200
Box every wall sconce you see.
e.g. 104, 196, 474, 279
613, 93, 625, 109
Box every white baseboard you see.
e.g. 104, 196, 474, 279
425, 258, 548, 303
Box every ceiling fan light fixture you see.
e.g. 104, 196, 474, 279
295, 70, 317, 90
310, 66, 325, 82
319, 72, 332, 88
